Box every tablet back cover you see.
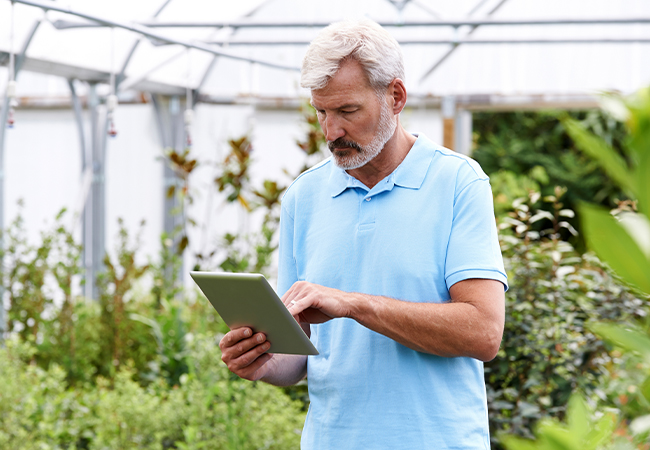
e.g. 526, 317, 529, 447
190, 272, 318, 355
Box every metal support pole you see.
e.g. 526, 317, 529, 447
81, 84, 109, 299
442, 96, 456, 150
151, 94, 185, 279
454, 110, 473, 156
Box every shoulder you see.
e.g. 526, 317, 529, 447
418, 135, 488, 180
281, 157, 332, 209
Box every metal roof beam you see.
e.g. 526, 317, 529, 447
51, 16, 650, 29
418, 0, 509, 83
201, 37, 650, 45
13, 0, 300, 72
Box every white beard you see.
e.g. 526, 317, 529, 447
329, 100, 396, 170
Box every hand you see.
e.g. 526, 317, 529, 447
282, 281, 353, 324
219, 327, 273, 381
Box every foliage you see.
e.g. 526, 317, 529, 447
473, 110, 629, 245
294, 101, 327, 174
96, 218, 151, 379
2, 201, 56, 342
215, 136, 254, 209
0, 334, 305, 450
164, 148, 199, 255
501, 88, 650, 450
487, 189, 647, 446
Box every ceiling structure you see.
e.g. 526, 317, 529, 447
0, 0, 649, 108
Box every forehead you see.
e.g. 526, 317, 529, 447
310, 59, 376, 109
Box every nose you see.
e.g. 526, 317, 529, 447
321, 115, 345, 142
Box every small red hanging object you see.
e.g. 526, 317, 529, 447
108, 119, 118, 137
6, 80, 17, 129
6, 109, 15, 128
107, 94, 118, 137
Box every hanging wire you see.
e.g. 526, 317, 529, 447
184, 47, 194, 147
107, 26, 118, 137
6, 1, 18, 128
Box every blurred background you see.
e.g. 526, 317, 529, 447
1, 1, 650, 449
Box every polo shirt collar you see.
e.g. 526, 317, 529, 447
328, 134, 433, 197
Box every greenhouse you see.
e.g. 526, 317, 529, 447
0, 0, 650, 448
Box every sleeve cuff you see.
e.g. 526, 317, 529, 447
446, 268, 509, 292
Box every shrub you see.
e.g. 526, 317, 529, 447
0, 334, 305, 450
486, 190, 648, 447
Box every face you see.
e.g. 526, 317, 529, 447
311, 60, 396, 170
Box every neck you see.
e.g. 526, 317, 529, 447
346, 121, 417, 189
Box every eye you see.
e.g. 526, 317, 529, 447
341, 109, 356, 115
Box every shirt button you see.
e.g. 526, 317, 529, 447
365, 197, 371, 201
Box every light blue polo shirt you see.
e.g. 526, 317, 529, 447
278, 134, 507, 450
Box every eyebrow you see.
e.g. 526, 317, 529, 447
309, 101, 360, 111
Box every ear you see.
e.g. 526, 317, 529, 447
388, 78, 408, 114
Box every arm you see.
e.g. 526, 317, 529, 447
285, 277, 505, 362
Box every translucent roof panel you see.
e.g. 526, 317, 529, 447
1, 0, 650, 99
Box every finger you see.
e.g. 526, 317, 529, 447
281, 281, 310, 307
219, 327, 253, 350
281, 285, 299, 307
288, 298, 310, 316
223, 332, 267, 361
228, 340, 272, 373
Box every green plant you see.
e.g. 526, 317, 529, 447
473, 110, 629, 246
3, 201, 55, 343
165, 147, 199, 256
294, 100, 327, 174
487, 189, 646, 447
501, 88, 650, 450
0, 333, 305, 450
96, 218, 151, 379
215, 136, 254, 209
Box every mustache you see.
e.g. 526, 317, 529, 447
328, 138, 362, 153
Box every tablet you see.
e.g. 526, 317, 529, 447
190, 271, 318, 355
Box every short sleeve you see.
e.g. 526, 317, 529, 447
444, 178, 508, 291
277, 203, 299, 297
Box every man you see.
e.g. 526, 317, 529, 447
220, 19, 507, 449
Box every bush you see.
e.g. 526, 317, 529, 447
0, 334, 305, 450
486, 190, 648, 447
473, 110, 629, 248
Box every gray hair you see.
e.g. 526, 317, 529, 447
300, 19, 405, 92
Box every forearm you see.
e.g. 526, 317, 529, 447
350, 294, 501, 361
260, 353, 308, 387
284, 278, 504, 362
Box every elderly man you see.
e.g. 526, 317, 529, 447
220, 19, 507, 449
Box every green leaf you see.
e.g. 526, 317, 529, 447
585, 412, 616, 449
591, 323, 650, 360
563, 118, 635, 194
500, 434, 546, 450
642, 374, 650, 402
566, 395, 589, 442
637, 146, 650, 216
537, 421, 578, 450
627, 87, 650, 161
579, 203, 650, 294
